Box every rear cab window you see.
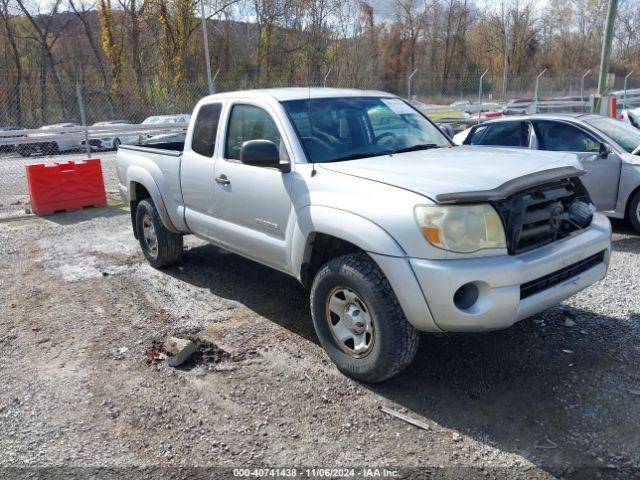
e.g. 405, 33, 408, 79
191, 103, 222, 157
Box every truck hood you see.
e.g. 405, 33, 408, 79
317, 146, 584, 203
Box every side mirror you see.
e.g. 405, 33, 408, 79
240, 139, 290, 172
599, 142, 612, 159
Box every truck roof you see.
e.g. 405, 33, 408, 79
201, 88, 394, 102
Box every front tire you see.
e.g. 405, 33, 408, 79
135, 199, 183, 268
310, 253, 419, 383
629, 190, 640, 234
113, 138, 121, 151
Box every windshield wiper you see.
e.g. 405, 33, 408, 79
325, 150, 394, 163
392, 143, 441, 154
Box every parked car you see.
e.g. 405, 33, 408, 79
117, 88, 611, 382
619, 108, 640, 129
461, 113, 640, 232
81, 120, 137, 151
450, 100, 503, 114
137, 114, 191, 145
0, 126, 23, 152
16, 123, 82, 156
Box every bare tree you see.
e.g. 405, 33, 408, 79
15, 0, 72, 122
0, 0, 23, 125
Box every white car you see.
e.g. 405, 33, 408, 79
16, 123, 82, 156
138, 114, 191, 145
619, 108, 640, 129
82, 120, 138, 151
452, 127, 472, 145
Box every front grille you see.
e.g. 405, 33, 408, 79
520, 251, 605, 299
492, 178, 592, 255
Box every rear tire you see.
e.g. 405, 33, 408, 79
135, 199, 183, 268
629, 190, 640, 234
310, 253, 419, 383
113, 138, 121, 151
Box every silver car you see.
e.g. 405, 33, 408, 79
461, 113, 640, 232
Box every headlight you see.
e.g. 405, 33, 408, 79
414, 204, 506, 253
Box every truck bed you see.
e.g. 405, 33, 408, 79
119, 142, 184, 156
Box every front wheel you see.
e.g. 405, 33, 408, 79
113, 138, 121, 151
629, 190, 640, 234
310, 253, 419, 383
135, 199, 183, 268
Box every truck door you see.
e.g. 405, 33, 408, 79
181, 102, 223, 239
212, 102, 294, 271
532, 120, 621, 211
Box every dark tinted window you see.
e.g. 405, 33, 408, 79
469, 122, 530, 147
225, 104, 281, 160
535, 120, 600, 153
191, 103, 222, 157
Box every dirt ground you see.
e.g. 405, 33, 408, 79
0, 203, 639, 479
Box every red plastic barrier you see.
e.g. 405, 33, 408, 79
26, 158, 107, 216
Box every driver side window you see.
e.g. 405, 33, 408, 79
535, 121, 600, 153
225, 104, 282, 161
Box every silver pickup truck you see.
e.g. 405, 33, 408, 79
117, 88, 611, 382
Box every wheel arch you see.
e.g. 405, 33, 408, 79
625, 183, 640, 219
127, 167, 179, 235
293, 206, 406, 289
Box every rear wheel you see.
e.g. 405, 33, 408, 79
135, 199, 183, 268
113, 138, 121, 151
629, 190, 640, 234
310, 253, 419, 383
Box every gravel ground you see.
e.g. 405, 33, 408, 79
0, 205, 638, 479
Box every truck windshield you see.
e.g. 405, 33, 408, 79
282, 96, 451, 163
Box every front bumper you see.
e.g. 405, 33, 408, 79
81, 139, 112, 150
374, 213, 611, 333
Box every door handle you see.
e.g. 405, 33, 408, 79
215, 175, 231, 186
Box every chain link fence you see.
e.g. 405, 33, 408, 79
2, 73, 640, 218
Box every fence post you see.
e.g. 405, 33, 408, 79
623, 71, 633, 110
478, 69, 488, 122
533, 68, 547, 113
407, 69, 418, 100
75, 82, 91, 157
581, 69, 591, 109
323, 67, 332, 88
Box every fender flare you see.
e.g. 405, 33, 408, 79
291, 205, 406, 278
127, 166, 180, 233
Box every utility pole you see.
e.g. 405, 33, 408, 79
595, 0, 618, 111
200, 0, 214, 95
